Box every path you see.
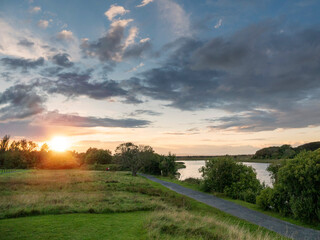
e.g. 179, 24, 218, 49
140, 174, 320, 240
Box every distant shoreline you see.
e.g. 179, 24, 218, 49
176, 155, 281, 164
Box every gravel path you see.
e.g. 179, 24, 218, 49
140, 174, 320, 240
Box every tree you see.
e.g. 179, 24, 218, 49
115, 143, 156, 176
0, 135, 10, 166
84, 148, 112, 164
200, 157, 262, 203
159, 153, 177, 177
115, 142, 140, 176
0, 135, 10, 152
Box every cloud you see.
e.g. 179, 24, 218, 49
56, 30, 74, 41
17, 38, 34, 47
128, 109, 162, 116
208, 104, 320, 132
140, 38, 150, 43
137, 0, 154, 8
128, 62, 144, 72
157, 0, 191, 37
38, 20, 49, 29
123, 21, 320, 131
104, 4, 130, 21
124, 27, 138, 49
38, 110, 151, 128
40, 71, 128, 100
0, 19, 48, 59
51, 53, 73, 67
81, 19, 150, 62
29, 6, 41, 14
0, 84, 46, 122
214, 19, 222, 29
1, 57, 44, 70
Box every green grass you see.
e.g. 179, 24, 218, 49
158, 176, 320, 231
0, 212, 148, 240
0, 170, 288, 239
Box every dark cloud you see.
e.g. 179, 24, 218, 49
40, 67, 63, 77
51, 53, 74, 67
81, 21, 150, 62
208, 103, 320, 132
40, 71, 128, 100
1, 72, 11, 82
123, 21, 320, 131
128, 109, 162, 117
39, 110, 150, 128
123, 40, 151, 59
0, 84, 46, 122
18, 38, 35, 47
80, 21, 129, 62
1, 57, 44, 69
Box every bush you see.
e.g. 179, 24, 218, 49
258, 149, 320, 223
183, 178, 201, 185
257, 187, 274, 210
200, 157, 262, 203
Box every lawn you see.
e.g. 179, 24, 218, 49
0, 170, 287, 239
0, 212, 147, 240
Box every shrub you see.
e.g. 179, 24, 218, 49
200, 157, 262, 203
183, 178, 201, 185
257, 187, 274, 210
258, 149, 320, 223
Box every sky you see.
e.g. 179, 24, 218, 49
0, 0, 320, 155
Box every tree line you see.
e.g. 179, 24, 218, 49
0, 135, 178, 177
253, 141, 320, 159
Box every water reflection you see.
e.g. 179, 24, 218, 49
178, 160, 272, 187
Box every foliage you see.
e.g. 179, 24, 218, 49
159, 153, 178, 177
253, 145, 296, 159
266, 160, 287, 184
295, 141, 320, 152
84, 148, 112, 165
256, 187, 274, 210
182, 177, 201, 185
200, 157, 262, 203
39, 151, 80, 169
258, 150, 320, 223
253, 141, 320, 160
140, 153, 162, 175
115, 142, 152, 176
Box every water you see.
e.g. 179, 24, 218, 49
178, 160, 272, 186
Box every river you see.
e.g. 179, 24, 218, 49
178, 160, 272, 186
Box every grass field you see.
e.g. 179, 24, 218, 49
0, 170, 288, 239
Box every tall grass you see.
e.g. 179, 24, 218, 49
147, 210, 281, 240
0, 170, 287, 239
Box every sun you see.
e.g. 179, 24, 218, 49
49, 136, 70, 152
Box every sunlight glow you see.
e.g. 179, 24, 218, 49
49, 136, 70, 152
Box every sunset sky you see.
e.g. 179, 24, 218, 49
0, 0, 320, 155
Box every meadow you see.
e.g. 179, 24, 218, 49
0, 170, 287, 240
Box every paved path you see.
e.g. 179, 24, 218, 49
140, 174, 320, 240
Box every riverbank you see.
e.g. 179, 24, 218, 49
0, 170, 286, 239
157, 176, 320, 232
176, 156, 284, 164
